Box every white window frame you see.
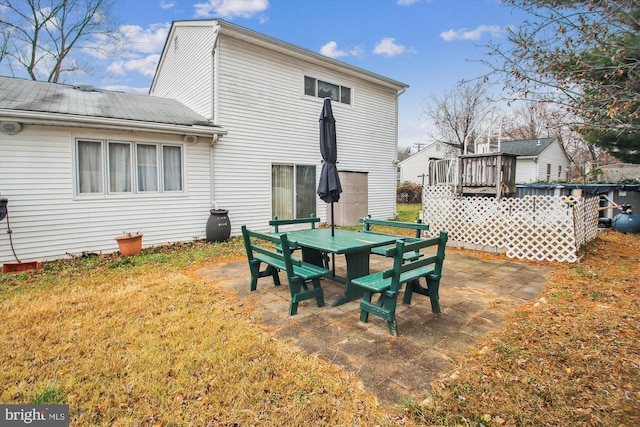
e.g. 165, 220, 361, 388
303, 75, 352, 105
76, 139, 105, 195
271, 163, 317, 220
74, 139, 185, 197
108, 141, 133, 194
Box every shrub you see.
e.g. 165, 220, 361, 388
396, 181, 422, 203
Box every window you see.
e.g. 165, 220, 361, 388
272, 164, 316, 220
557, 165, 562, 179
163, 145, 183, 191
304, 75, 352, 105
76, 139, 184, 196
77, 140, 103, 194
137, 144, 158, 192
546, 163, 551, 182
108, 142, 131, 193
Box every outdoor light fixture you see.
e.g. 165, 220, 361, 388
0, 122, 22, 135
183, 135, 198, 144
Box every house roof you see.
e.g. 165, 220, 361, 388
498, 137, 556, 157
0, 76, 224, 135
153, 20, 409, 92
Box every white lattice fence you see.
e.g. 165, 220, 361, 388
422, 186, 600, 263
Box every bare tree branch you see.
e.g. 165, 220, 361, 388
0, 0, 120, 82
422, 79, 495, 154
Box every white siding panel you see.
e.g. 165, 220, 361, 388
152, 25, 216, 119
515, 159, 538, 183
399, 144, 449, 184
210, 35, 400, 233
538, 141, 570, 181
0, 126, 212, 264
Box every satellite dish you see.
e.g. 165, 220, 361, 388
0, 122, 22, 135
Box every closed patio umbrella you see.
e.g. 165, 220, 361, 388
317, 98, 342, 237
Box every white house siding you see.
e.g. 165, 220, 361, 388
0, 125, 212, 264
151, 24, 216, 120
206, 33, 401, 234
515, 159, 538, 183
537, 141, 569, 182
399, 143, 450, 184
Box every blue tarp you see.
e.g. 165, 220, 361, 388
517, 183, 640, 195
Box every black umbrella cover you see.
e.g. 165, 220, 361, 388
317, 98, 342, 203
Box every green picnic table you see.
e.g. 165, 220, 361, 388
281, 228, 399, 306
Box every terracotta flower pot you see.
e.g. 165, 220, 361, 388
115, 233, 143, 256
2, 261, 42, 274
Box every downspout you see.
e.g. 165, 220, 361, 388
210, 134, 220, 210
394, 87, 407, 163
395, 87, 407, 217
210, 25, 221, 210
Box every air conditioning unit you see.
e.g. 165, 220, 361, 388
0, 122, 22, 135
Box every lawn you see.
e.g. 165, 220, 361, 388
1, 203, 638, 426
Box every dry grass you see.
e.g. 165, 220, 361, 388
407, 229, 640, 426
0, 240, 407, 426
1, 216, 638, 426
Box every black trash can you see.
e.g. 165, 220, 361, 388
206, 209, 231, 242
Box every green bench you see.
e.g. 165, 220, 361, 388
351, 231, 448, 335
269, 214, 320, 232
241, 225, 329, 315
359, 215, 430, 262
270, 214, 329, 268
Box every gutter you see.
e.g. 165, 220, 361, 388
214, 20, 409, 91
0, 110, 227, 138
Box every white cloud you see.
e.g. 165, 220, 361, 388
348, 45, 365, 59
160, 0, 175, 9
440, 25, 503, 41
108, 54, 160, 77
319, 41, 364, 59
397, 0, 419, 4
99, 23, 168, 79
373, 38, 406, 57
194, 0, 268, 19
118, 23, 171, 54
320, 41, 347, 58
83, 22, 169, 62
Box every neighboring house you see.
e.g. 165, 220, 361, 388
0, 20, 407, 264
477, 137, 570, 183
151, 20, 408, 235
398, 142, 457, 184
0, 76, 226, 264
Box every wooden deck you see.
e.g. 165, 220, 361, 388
427, 153, 517, 198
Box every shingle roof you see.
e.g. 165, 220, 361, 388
498, 137, 556, 157
0, 76, 213, 127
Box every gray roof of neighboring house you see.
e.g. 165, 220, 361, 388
0, 76, 214, 127
498, 137, 556, 157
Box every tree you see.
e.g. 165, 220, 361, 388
422, 80, 494, 154
488, 0, 640, 162
0, 0, 120, 82
502, 103, 553, 141
501, 101, 606, 179
397, 146, 412, 162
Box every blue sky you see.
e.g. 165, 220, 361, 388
3, 0, 531, 149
